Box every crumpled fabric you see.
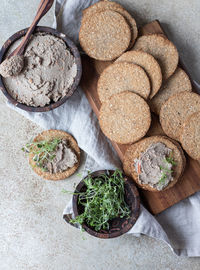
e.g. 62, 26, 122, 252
8, 0, 200, 257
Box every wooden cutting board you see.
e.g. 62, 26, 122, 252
80, 20, 200, 215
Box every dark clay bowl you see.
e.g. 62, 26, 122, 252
64, 170, 140, 239
0, 26, 82, 112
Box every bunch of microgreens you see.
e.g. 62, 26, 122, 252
22, 138, 61, 171
159, 152, 177, 186
63, 169, 130, 232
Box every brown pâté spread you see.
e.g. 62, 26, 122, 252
0, 55, 24, 77
134, 142, 174, 190
44, 139, 77, 174
3, 33, 77, 107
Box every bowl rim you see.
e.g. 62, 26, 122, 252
0, 26, 82, 112
71, 170, 140, 239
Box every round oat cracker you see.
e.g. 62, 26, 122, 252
133, 34, 179, 80
82, 1, 138, 48
97, 62, 150, 103
99, 91, 151, 144
79, 10, 131, 61
180, 111, 200, 160
116, 50, 162, 98
150, 68, 192, 115
123, 143, 138, 178
160, 91, 200, 141
123, 136, 185, 191
29, 130, 80, 180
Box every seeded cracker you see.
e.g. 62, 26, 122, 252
150, 68, 192, 115
99, 91, 151, 144
180, 112, 200, 160
79, 10, 131, 61
133, 34, 179, 80
29, 130, 80, 180
116, 50, 162, 98
160, 91, 200, 141
82, 1, 138, 48
97, 62, 150, 103
123, 136, 185, 191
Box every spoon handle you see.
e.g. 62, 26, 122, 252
9, 0, 54, 58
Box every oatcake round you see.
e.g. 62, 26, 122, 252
29, 130, 80, 180
180, 112, 200, 160
167, 136, 186, 178
99, 91, 151, 144
97, 62, 150, 103
79, 10, 131, 61
160, 91, 200, 141
82, 1, 138, 48
133, 34, 179, 80
123, 136, 185, 191
123, 143, 138, 178
116, 51, 162, 99
150, 68, 192, 115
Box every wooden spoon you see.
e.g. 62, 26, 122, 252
0, 0, 54, 77
9, 0, 54, 58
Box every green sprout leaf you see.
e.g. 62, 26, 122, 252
22, 138, 61, 171
165, 152, 177, 166
158, 171, 167, 185
64, 169, 131, 232
159, 152, 176, 186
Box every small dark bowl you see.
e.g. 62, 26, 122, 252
64, 170, 140, 239
0, 26, 82, 112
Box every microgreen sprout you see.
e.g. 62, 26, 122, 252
158, 152, 176, 186
164, 152, 177, 166
22, 138, 61, 170
159, 172, 168, 185
63, 169, 131, 232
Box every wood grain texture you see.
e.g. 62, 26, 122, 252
81, 20, 200, 215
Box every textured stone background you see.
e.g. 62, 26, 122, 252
0, 0, 200, 269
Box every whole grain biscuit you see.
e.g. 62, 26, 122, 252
124, 114, 166, 177
160, 91, 200, 141
97, 62, 150, 103
180, 112, 200, 160
123, 143, 138, 178
99, 91, 151, 144
82, 1, 138, 48
79, 10, 131, 61
145, 114, 186, 172
150, 68, 192, 114
29, 130, 80, 180
123, 136, 185, 191
116, 51, 162, 98
167, 137, 186, 180
133, 34, 179, 80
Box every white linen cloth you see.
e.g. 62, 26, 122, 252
8, 0, 200, 257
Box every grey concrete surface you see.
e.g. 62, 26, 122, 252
0, 0, 200, 269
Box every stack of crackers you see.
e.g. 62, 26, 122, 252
79, 1, 138, 61
79, 1, 200, 191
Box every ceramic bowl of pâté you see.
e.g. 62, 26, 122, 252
63, 169, 140, 238
0, 26, 82, 112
